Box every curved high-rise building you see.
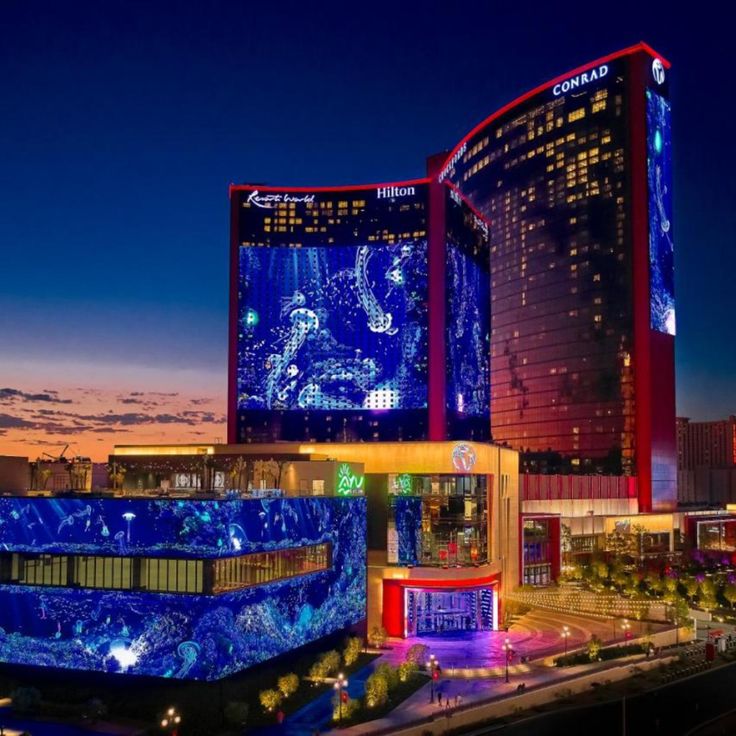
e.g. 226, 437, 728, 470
229, 42, 676, 512
440, 42, 675, 511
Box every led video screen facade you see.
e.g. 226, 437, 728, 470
0, 496, 366, 680
445, 187, 491, 440
233, 185, 430, 442
647, 90, 675, 336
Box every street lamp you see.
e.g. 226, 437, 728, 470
161, 707, 182, 736
333, 672, 348, 724
561, 625, 571, 656
621, 619, 631, 646
426, 654, 440, 703
502, 637, 513, 683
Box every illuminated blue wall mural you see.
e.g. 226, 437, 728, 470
647, 89, 675, 336
237, 242, 428, 412
0, 497, 366, 680
391, 496, 422, 566
445, 190, 490, 424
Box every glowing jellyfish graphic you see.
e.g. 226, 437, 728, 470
452, 443, 477, 473
266, 307, 320, 407
175, 641, 201, 679
355, 246, 396, 334
114, 531, 127, 555
122, 512, 136, 543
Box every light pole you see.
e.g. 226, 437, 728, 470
621, 619, 631, 646
502, 637, 512, 683
161, 707, 182, 736
334, 672, 348, 724
426, 654, 439, 703
562, 625, 570, 656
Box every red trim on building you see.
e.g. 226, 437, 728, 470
427, 173, 447, 440
229, 178, 431, 196
439, 43, 670, 180
629, 55, 653, 513
227, 193, 240, 444
382, 574, 501, 638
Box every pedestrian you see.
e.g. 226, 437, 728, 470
454, 694, 459, 707
437, 691, 442, 706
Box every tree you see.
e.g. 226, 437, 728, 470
368, 625, 388, 649
398, 661, 418, 682
332, 694, 360, 722
224, 701, 249, 728
724, 583, 736, 609
259, 689, 282, 713
277, 673, 299, 699
343, 637, 363, 667
405, 643, 429, 665
365, 671, 389, 708
374, 662, 400, 689
586, 635, 602, 662
683, 577, 698, 601
309, 650, 341, 681
229, 456, 249, 493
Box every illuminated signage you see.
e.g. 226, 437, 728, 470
652, 58, 666, 85
452, 443, 477, 473
376, 185, 415, 199
337, 464, 365, 495
553, 64, 609, 96
438, 142, 467, 182
246, 190, 316, 208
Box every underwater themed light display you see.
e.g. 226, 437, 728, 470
647, 89, 675, 336
0, 496, 366, 680
237, 242, 428, 413
445, 188, 490, 439
391, 496, 422, 566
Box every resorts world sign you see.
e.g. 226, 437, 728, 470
553, 64, 609, 96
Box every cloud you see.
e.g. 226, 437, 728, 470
0, 388, 73, 404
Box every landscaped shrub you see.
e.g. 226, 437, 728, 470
368, 625, 388, 649
405, 643, 429, 665
343, 636, 363, 666
398, 661, 418, 682
277, 673, 299, 698
364, 671, 389, 708
309, 650, 341, 681
374, 662, 400, 689
259, 688, 283, 713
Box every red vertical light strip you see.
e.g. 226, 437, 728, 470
227, 190, 240, 444
427, 160, 447, 440
629, 53, 653, 513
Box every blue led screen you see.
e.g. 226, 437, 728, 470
392, 496, 422, 566
237, 242, 428, 412
0, 497, 366, 680
647, 90, 675, 335
445, 190, 490, 422
0, 496, 354, 559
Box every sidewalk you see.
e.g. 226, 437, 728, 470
329, 651, 673, 735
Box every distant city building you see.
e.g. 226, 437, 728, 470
677, 416, 736, 505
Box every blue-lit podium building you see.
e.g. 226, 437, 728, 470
0, 494, 366, 680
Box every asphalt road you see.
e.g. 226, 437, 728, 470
462, 660, 736, 736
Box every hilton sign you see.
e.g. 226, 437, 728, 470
553, 64, 609, 96
376, 185, 415, 199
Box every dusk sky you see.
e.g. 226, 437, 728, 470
1, 1, 734, 460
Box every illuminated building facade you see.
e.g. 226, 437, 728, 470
0, 493, 366, 680
228, 180, 490, 444
441, 43, 676, 512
